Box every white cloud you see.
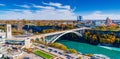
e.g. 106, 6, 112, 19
14, 4, 31, 8
32, 4, 55, 10
92, 11, 102, 15
42, 2, 71, 10
0, 2, 76, 20
83, 11, 120, 20
0, 4, 5, 6
0, 9, 76, 20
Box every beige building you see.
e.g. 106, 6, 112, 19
24, 39, 32, 48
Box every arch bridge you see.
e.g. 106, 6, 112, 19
43, 27, 90, 43
28, 27, 90, 44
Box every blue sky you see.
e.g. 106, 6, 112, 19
0, 0, 120, 20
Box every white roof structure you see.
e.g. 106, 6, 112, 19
93, 54, 110, 59
0, 54, 3, 58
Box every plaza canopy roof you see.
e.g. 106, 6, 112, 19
0, 54, 3, 58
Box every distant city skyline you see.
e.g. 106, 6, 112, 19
0, 0, 120, 20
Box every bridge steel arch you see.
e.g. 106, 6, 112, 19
49, 31, 82, 43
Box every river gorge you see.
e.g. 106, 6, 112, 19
57, 39, 120, 59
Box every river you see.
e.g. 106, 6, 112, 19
57, 40, 120, 59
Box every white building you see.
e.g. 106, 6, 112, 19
0, 24, 12, 42
6, 24, 12, 39
0, 29, 6, 38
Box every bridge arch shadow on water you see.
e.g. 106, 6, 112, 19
56, 33, 84, 42
45, 31, 84, 43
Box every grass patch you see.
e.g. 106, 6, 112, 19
34, 50, 53, 59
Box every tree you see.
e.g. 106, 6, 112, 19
22, 19, 27, 25
49, 42, 68, 51
59, 24, 66, 30
30, 39, 35, 43
85, 54, 93, 57
29, 29, 33, 33
113, 38, 120, 47
66, 24, 74, 29
99, 34, 115, 44
78, 57, 82, 59
90, 34, 98, 44
0, 26, 6, 31
42, 30, 47, 33
37, 22, 44, 26
49, 29, 55, 32
35, 38, 40, 43
83, 31, 90, 40
35, 32, 40, 35
59, 44, 67, 51
68, 48, 77, 54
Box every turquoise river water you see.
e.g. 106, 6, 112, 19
57, 40, 120, 59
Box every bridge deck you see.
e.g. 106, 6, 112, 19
11, 27, 90, 40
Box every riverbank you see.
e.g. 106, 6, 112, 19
37, 44, 91, 59
57, 40, 120, 59
83, 30, 120, 47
